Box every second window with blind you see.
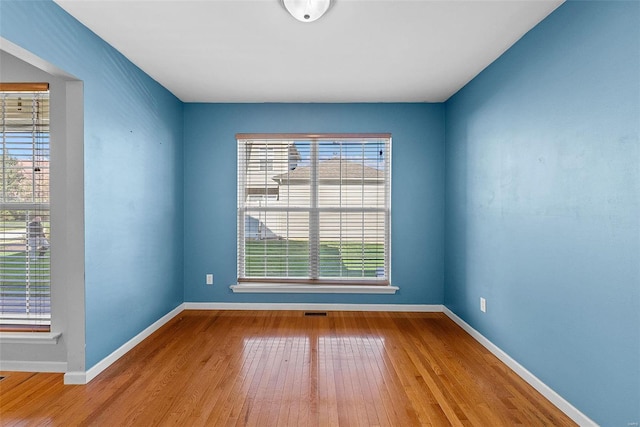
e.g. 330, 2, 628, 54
237, 134, 391, 286
0, 84, 51, 330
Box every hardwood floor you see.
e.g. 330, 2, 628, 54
0, 311, 576, 426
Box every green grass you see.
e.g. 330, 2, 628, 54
325, 242, 384, 270
0, 251, 50, 298
244, 240, 385, 279
245, 240, 309, 277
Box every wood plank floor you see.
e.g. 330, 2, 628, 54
0, 311, 576, 426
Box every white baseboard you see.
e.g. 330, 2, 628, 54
63, 370, 87, 384
0, 360, 67, 373
64, 303, 185, 385
184, 302, 443, 312
442, 307, 597, 427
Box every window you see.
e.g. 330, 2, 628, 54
0, 83, 51, 331
237, 134, 391, 287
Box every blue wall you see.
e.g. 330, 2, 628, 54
183, 103, 445, 304
444, 1, 639, 425
0, 1, 185, 368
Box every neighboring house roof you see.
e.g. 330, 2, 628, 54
272, 158, 384, 184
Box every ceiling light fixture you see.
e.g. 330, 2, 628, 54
282, 0, 333, 23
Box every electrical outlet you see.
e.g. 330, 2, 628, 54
480, 297, 487, 313
206, 274, 213, 285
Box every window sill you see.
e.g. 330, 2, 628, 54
230, 283, 399, 294
0, 331, 62, 345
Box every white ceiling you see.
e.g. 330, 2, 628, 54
54, 0, 563, 103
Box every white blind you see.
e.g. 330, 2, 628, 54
0, 87, 51, 329
238, 134, 391, 285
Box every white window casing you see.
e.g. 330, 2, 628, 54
0, 85, 51, 328
235, 133, 394, 292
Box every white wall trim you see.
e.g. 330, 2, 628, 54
442, 307, 598, 427
1, 40, 86, 380
63, 371, 87, 385
0, 331, 62, 345
230, 284, 399, 294
63, 304, 184, 385
0, 37, 79, 80
0, 360, 67, 373
184, 302, 443, 312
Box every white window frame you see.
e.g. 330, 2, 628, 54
0, 42, 86, 378
0, 85, 51, 329
233, 133, 397, 294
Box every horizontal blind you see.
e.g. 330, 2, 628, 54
0, 87, 51, 329
238, 135, 390, 285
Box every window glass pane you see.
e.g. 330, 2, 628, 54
318, 211, 385, 279
238, 135, 390, 284
0, 90, 50, 328
316, 140, 386, 208
0, 210, 51, 325
243, 211, 310, 278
